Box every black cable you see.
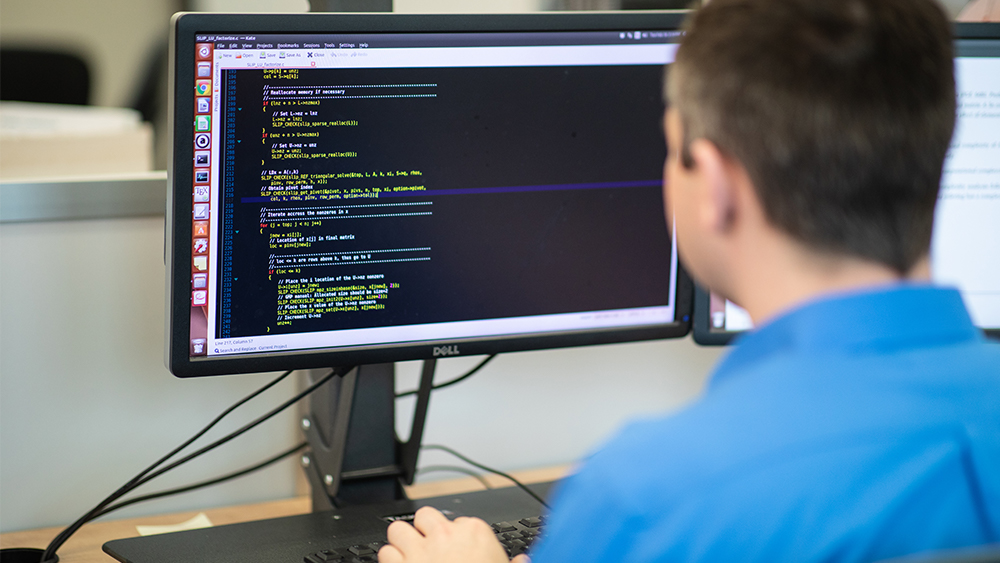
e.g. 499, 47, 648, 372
416, 465, 493, 490
44, 368, 337, 559
125, 368, 341, 490
93, 441, 308, 520
396, 355, 497, 399
42, 368, 296, 562
422, 444, 550, 510
42, 366, 351, 563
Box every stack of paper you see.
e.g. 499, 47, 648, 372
0, 101, 153, 180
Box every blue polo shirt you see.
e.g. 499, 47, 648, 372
531, 285, 1000, 563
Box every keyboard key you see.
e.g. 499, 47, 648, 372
351, 556, 377, 563
507, 539, 528, 556
519, 517, 543, 528
348, 545, 375, 556
305, 550, 345, 563
492, 522, 517, 533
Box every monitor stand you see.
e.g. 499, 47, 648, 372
102, 360, 555, 563
300, 361, 435, 509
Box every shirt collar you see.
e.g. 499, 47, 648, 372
710, 284, 982, 388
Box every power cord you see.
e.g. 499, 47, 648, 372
41, 366, 353, 563
93, 441, 308, 519
421, 444, 550, 510
415, 465, 493, 491
42, 368, 297, 562
395, 355, 497, 399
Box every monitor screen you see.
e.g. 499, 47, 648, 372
166, 12, 693, 377
692, 23, 1000, 345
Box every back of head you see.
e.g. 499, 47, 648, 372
667, 0, 956, 274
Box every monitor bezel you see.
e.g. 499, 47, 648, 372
950, 22, 1000, 340
166, 11, 694, 377
692, 285, 735, 346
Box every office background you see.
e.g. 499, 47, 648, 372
0, 0, 976, 535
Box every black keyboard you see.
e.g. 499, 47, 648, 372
303, 516, 545, 562
491, 515, 545, 557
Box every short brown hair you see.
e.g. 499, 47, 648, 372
667, 0, 955, 273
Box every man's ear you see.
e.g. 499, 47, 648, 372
688, 138, 737, 234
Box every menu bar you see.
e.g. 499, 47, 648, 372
194, 30, 684, 50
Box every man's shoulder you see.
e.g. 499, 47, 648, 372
543, 289, 1000, 561
576, 392, 770, 505
582, 334, 1000, 508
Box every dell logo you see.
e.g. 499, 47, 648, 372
433, 345, 460, 357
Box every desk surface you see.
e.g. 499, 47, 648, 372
0, 466, 568, 563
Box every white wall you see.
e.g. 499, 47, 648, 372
0, 215, 721, 534
0, 218, 302, 533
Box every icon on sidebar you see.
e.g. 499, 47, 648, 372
197, 97, 211, 114
194, 133, 211, 149
195, 150, 210, 166
195, 80, 211, 96
195, 170, 210, 184
193, 238, 209, 255
196, 43, 213, 60
195, 115, 211, 132
193, 221, 209, 237
193, 203, 210, 220
197, 62, 212, 78
194, 185, 210, 202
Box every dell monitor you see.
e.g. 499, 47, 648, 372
165, 11, 693, 379
158, 7, 695, 521
693, 22, 1000, 346
155, 9, 693, 549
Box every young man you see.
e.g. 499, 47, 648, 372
379, 0, 1000, 561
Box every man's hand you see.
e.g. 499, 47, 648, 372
377, 506, 530, 563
